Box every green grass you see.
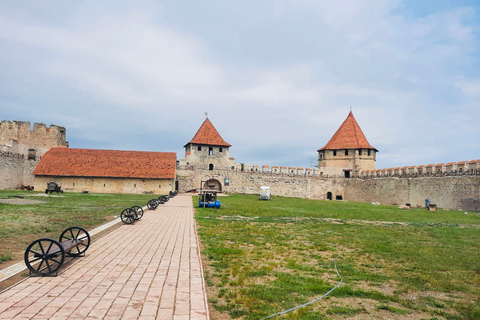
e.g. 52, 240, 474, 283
0, 190, 155, 268
195, 194, 480, 319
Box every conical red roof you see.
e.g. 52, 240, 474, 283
318, 111, 377, 151
185, 118, 231, 147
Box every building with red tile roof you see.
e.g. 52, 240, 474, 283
317, 111, 377, 177
178, 118, 235, 180
33, 148, 176, 194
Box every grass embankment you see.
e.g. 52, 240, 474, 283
0, 190, 153, 270
195, 194, 480, 320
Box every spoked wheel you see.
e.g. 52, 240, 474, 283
59, 227, 91, 256
121, 208, 136, 224
24, 238, 65, 276
147, 199, 158, 210
131, 206, 143, 220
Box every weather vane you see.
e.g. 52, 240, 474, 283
205, 112, 208, 117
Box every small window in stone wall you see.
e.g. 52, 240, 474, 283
333, 150, 337, 156
219, 148, 223, 152
345, 150, 349, 156
368, 149, 371, 156
73, 183, 75, 187
104, 184, 106, 187
358, 149, 362, 156
198, 146, 201, 151
159, 185, 161, 188
209, 147, 213, 155
134, 184, 136, 187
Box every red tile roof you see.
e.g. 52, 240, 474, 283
318, 111, 377, 151
33, 148, 176, 179
185, 118, 231, 147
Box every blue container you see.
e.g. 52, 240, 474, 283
425, 198, 430, 208
198, 200, 221, 208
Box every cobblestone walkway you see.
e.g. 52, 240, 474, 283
0, 194, 209, 320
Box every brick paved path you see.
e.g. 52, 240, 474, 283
0, 194, 209, 320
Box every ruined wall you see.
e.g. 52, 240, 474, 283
0, 120, 68, 190
0, 152, 39, 189
0, 121, 67, 156
345, 175, 480, 211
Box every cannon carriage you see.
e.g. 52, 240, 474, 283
45, 181, 63, 194
24, 227, 90, 276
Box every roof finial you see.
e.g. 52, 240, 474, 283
204, 112, 208, 118
350, 106, 352, 112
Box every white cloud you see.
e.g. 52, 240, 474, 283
0, 1, 478, 168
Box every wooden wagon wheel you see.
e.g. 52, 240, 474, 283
24, 238, 65, 276
131, 205, 143, 220
121, 208, 136, 224
59, 226, 91, 256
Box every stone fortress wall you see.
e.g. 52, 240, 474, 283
177, 159, 480, 211
1, 119, 478, 211
0, 121, 68, 190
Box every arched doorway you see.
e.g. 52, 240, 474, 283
327, 191, 333, 200
203, 179, 222, 192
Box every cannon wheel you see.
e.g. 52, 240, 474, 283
59, 227, 91, 256
131, 206, 143, 220
147, 199, 158, 210
24, 238, 65, 276
121, 208, 136, 224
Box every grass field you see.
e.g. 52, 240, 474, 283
195, 194, 480, 320
0, 190, 154, 272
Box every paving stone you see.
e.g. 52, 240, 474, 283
0, 195, 209, 319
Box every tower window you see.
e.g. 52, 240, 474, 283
219, 147, 223, 152
358, 149, 362, 156
209, 147, 213, 155
368, 149, 371, 156
209, 164, 214, 170
345, 150, 349, 156
333, 150, 337, 156
198, 146, 202, 151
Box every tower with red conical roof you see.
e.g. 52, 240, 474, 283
180, 117, 234, 171
317, 111, 377, 177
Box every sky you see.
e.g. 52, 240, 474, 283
1, 0, 479, 169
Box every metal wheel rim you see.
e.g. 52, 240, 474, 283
24, 238, 65, 276
131, 205, 143, 220
59, 227, 91, 256
121, 209, 135, 224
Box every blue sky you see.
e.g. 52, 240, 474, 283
1, 0, 479, 169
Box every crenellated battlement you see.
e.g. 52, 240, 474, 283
0, 120, 68, 157
358, 160, 480, 178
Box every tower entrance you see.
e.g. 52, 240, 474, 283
202, 179, 222, 192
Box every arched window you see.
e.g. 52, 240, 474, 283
209, 164, 214, 170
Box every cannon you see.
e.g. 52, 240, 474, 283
45, 181, 63, 194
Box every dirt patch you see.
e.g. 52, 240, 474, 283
217, 215, 259, 221
0, 199, 46, 205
